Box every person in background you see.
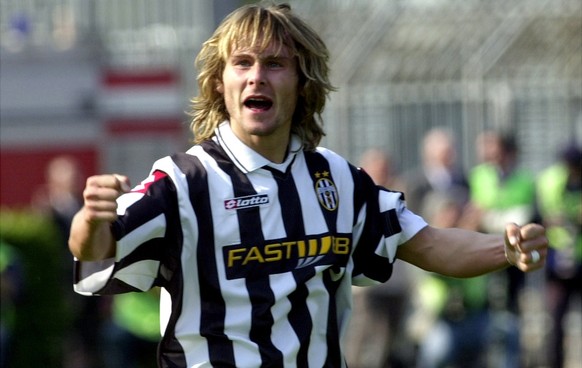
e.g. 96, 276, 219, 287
357, 148, 404, 192
468, 130, 538, 367
31, 155, 105, 368
345, 148, 414, 368
399, 128, 490, 367
469, 131, 538, 311
537, 144, 582, 368
401, 127, 470, 215
31, 156, 84, 239
412, 190, 491, 368
67, 4, 548, 367
101, 289, 161, 368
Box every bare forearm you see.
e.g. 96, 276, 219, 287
397, 226, 508, 278
68, 208, 116, 261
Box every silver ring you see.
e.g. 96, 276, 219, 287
531, 250, 540, 263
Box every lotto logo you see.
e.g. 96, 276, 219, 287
224, 194, 269, 210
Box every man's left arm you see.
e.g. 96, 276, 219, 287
396, 223, 548, 277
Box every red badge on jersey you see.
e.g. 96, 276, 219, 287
132, 170, 168, 193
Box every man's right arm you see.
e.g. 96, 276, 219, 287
68, 174, 130, 261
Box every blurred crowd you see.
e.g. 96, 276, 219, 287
345, 128, 581, 368
1, 128, 580, 368
1, 155, 159, 368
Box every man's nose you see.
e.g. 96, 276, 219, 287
248, 64, 266, 85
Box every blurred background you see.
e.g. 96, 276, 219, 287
2, 0, 581, 204
0, 0, 580, 367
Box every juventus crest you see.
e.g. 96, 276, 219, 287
314, 171, 339, 211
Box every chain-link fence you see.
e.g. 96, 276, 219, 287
288, 0, 582, 174
2, 0, 580, 173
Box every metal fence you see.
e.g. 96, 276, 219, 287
329, 78, 582, 174
289, 0, 582, 174
2, 0, 580, 174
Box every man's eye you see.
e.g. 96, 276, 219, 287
267, 61, 282, 68
234, 59, 251, 67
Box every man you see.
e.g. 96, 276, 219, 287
69, 3, 547, 368
402, 127, 469, 215
469, 131, 538, 316
537, 144, 581, 368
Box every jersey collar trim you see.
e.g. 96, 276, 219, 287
215, 121, 302, 174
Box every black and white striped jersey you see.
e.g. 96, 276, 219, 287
74, 122, 427, 368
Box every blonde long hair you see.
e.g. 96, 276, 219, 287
189, 2, 336, 151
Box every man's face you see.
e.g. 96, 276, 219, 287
218, 43, 299, 148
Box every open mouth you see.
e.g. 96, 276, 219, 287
244, 96, 273, 111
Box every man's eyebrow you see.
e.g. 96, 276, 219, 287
229, 51, 249, 59
230, 48, 293, 59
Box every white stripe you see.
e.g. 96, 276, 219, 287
152, 154, 209, 366
269, 273, 301, 368
332, 156, 356, 233
74, 259, 115, 295
98, 87, 182, 116
114, 260, 160, 291
251, 170, 282, 237
305, 269, 331, 368
117, 213, 166, 259
294, 155, 329, 235
117, 192, 145, 214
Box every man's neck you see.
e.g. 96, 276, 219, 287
247, 136, 290, 163
233, 126, 291, 164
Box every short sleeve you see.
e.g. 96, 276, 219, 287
74, 169, 178, 295
351, 173, 427, 286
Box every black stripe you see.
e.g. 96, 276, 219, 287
265, 166, 313, 367
350, 165, 367, 226
322, 270, 342, 367
382, 208, 402, 237
351, 171, 395, 283
204, 141, 284, 367
172, 151, 236, 366
289, 268, 315, 366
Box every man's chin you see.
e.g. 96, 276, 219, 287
244, 121, 277, 137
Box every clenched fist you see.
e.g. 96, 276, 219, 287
81, 174, 131, 224
505, 222, 548, 272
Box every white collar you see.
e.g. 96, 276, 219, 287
214, 121, 302, 173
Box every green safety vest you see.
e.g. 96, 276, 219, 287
537, 163, 582, 259
113, 288, 161, 342
469, 163, 536, 209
